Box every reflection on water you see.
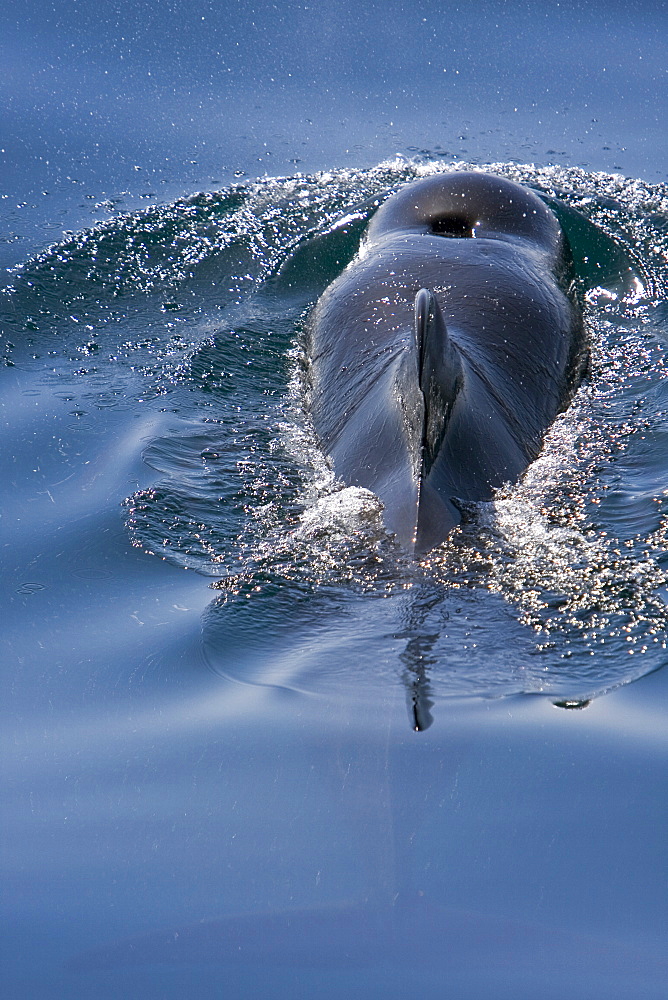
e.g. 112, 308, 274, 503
5, 673, 667, 999
2, 158, 667, 999
3, 161, 666, 721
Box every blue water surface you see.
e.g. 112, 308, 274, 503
1, 2, 667, 998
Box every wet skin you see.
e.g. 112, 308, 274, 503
307, 172, 585, 553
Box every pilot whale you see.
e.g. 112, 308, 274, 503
306, 171, 586, 554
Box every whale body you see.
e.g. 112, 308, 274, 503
306, 171, 586, 554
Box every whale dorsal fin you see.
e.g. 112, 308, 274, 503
414, 288, 462, 474
413, 288, 464, 552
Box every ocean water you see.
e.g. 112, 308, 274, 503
2, 2, 667, 999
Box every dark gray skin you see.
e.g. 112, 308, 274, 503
306, 172, 586, 555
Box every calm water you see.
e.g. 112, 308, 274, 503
2, 2, 667, 998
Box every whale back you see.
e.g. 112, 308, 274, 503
307, 172, 585, 554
